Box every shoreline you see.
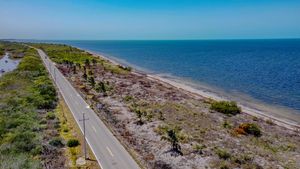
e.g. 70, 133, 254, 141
77, 46, 300, 130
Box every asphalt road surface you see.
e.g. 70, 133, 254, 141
37, 48, 140, 169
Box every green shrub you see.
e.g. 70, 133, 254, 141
118, 65, 132, 71
39, 119, 47, 124
67, 139, 80, 147
31, 145, 42, 155
243, 123, 261, 137
232, 154, 253, 165
220, 164, 229, 169
222, 120, 232, 129
154, 125, 170, 135
235, 123, 261, 137
193, 144, 206, 154
46, 112, 55, 120
49, 137, 64, 147
210, 101, 241, 115
216, 148, 231, 160
124, 95, 134, 102
12, 131, 38, 153
0, 48, 4, 56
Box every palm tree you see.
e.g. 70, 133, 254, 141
133, 108, 144, 125
161, 129, 183, 155
89, 76, 95, 87
73, 65, 76, 74
82, 72, 87, 80
76, 63, 81, 69
85, 59, 90, 67
92, 58, 97, 66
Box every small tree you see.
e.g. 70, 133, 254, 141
88, 70, 93, 76
83, 65, 86, 72
89, 76, 95, 87
161, 128, 183, 155
134, 108, 145, 125
92, 58, 97, 66
69, 61, 74, 68
76, 63, 81, 69
82, 72, 87, 80
95, 81, 106, 93
158, 111, 165, 121
85, 59, 90, 67
73, 65, 76, 74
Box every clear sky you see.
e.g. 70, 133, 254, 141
0, 0, 300, 40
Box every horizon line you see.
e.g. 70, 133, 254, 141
1, 37, 300, 41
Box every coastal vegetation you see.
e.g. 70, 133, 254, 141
0, 42, 64, 168
67, 139, 80, 147
30, 43, 131, 74
161, 129, 183, 155
210, 101, 241, 115
0, 44, 4, 56
234, 123, 261, 137
0, 41, 28, 58
0, 41, 100, 168
31, 42, 300, 169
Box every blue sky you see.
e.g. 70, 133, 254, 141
0, 0, 300, 40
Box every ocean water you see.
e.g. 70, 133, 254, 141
25, 39, 300, 114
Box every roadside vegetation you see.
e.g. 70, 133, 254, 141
0, 41, 100, 169
0, 44, 4, 56
55, 98, 100, 168
0, 42, 64, 168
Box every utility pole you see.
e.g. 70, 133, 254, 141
79, 112, 89, 160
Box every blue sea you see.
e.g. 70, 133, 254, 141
21, 39, 300, 116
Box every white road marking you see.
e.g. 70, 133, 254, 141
92, 126, 97, 132
106, 146, 114, 157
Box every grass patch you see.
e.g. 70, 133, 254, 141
215, 148, 231, 160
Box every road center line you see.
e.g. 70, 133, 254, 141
106, 146, 114, 157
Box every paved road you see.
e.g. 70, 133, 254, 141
37, 49, 140, 169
